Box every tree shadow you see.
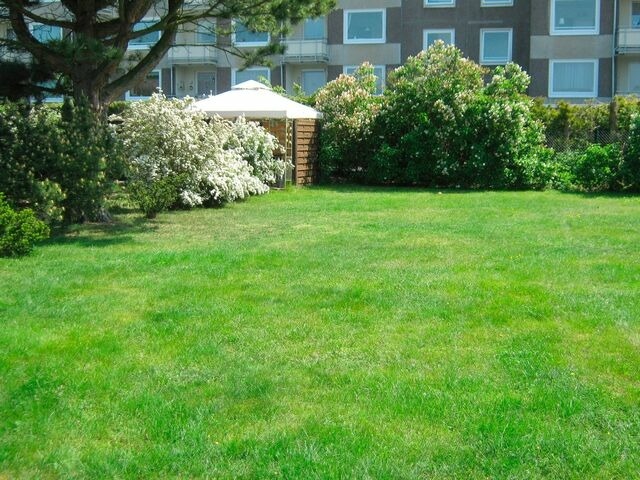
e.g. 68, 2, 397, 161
558, 190, 640, 200
309, 184, 481, 195
46, 215, 158, 248
311, 184, 640, 198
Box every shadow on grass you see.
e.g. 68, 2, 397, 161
310, 183, 640, 198
46, 215, 158, 248
559, 190, 640, 200
309, 183, 487, 195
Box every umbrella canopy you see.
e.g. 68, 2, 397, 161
193, 80, 322, 120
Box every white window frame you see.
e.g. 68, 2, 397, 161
627, 62, 640, 92
232, 67, 271, 86
343, 64, 386, 94
301, 69, 326, 95
232, 21, 270, 47
632, 1, 640, 28
424, 0, 455, 7
343, 9, 386, 44
195, 20, 216, 45
481, 0, 513, 6
423, 29, 455, 50
29, 22, 63, 42
551, 0, 600, 36
129, 19, 161, 50
480, 28, 512, 65
549, 59, 599, 98
125, 69, 161, 100
37, 79, 63, 103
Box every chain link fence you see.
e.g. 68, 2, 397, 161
545, 128, 627, 152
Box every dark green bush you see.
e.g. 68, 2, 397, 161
107, 101, 131, 116
57, 97, 114, 222
0, 98, 118, 225
369, 43, 546, 188
572, 144, 622, 192
128, 176, 183, 219
621, 116, 640, 191
552, 145, 623, 192
0, 194, 50, 257
0, 102, 66, 223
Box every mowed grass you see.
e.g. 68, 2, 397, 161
1, 187, 639, 479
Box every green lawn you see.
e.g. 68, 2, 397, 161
1, 187, 639, 479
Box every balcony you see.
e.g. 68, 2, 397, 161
617, 28, 640, 54
282, 37, 328, 63
166, 44, 218, 65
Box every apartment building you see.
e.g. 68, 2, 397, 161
1, 1, 638, 102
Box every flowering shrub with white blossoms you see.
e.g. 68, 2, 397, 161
315, 62, 381, 180
225, 116, 288, 185
119, 93, 284, 212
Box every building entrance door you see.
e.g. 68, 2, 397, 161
197, 72, 216, 97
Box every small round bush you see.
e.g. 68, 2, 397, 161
0, 194, 50, 257
128, 176, 183, 219
573, 144, 622, 192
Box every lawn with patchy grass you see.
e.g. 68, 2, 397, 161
1, 187, 639, 479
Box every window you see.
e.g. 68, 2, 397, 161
551, 0, 599, 35
633, 2, 640, 28
629, 63, 640, 92
233, 67, 270, 85
481, 0, 513, 5
343, 10, 385, 44
38, 79, 63, 103
196, 21, 216, 44
549, 60, 598, 97
480, 29, 512, 65
301, 70, 325, 94
30, 23, 62, 42
234, 21, 269, 46
130, 21, 160, 48
303, 18, 325, 40
196, 71, 216, 97
423, 29, 455, 49
425, 0, 455, 7
344, 65, 385, 95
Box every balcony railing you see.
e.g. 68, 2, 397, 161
166, 44, 218, 64
282, 37, 328, 63
617, 28, 640, 54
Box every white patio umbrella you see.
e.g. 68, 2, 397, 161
193, 80, 322, 119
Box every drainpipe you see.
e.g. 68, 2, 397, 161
280, 21, 285, 91
612, 0, 617, 98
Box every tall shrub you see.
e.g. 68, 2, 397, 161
621, 116, 640, 191
372, 42, 547, 188
315, 63, 381, 181
0, 99, 115, 224
57, 98, 115, 222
